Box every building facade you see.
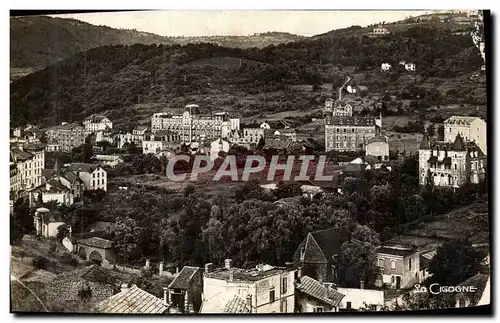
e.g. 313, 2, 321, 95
366, 136, 390, 161
375, 245, 421, 289
66, 163, 107, 191
47, 123, 86, 152
83, 114, 113, 133
10, 143, 45, 194
418, 134, 487, 187
443, 116, 487, 155
201, 260, 295, 314
325, 116, 379, 152
151, 105, 240, 143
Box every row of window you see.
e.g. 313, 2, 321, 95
92, 179, 104, 186
378, 258, 412, 271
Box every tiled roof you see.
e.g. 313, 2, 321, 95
92, 155, 123, 162
168, 266, 201, 290
85, 114, 109, 122
11, 148, 34, 161
456, 274, 490, 307
444, 116, 481, 125
325, 116, 376, 126
376, 246, 416, 257
66, 163, 102, 173
77, 237, 113, 249
296, 276, 345, 307
42, 169, 55, 180
96, 285, 167, 314
61, 170, 80, 183
68, 230, 106, 244
204, 266, 287, 282
223, 295, 251, 314
263, 138, 291, 150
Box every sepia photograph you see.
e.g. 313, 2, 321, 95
9, 9, 491, 315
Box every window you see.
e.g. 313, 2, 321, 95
269, 289, 275, 303
408, 258, 412, 271
390, 260, 396, 270
378, 258, 384, 267
97, 179, 100, 185
454, 164, 457, 170
281, 276, 288, 294
352, 129, 355, 133
343, 129, 346, 133
280, 298, 287, 312
93, 173, 95, 178
391, 276, 395, 283
346, 302, 352, 309
93, 180, 95, 187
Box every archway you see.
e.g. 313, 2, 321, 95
89, 251, 103, 266
78, 247, 87, 260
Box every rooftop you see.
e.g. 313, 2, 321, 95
294, 226, 350, 264
204, 265, 288, 282
296, 276, 345, 307
77, 237, 113, 249
325, 116, 376, 127
96, 285, 167, 314
444, 116, 483, 125
168, 266, 201, 290
223, 295, 251, 314
376, 246, 417, 257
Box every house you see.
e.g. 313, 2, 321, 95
46, 123, 86, 152
200, 260, 295, 313
404, 63, 416, 72
336, 287, 384, 311
418, 250, 436, 282
45, 265, 122, 312
375, 244, 421, 289
274, 129, 297, 142
29, 180, 74, 206
83, 114, 113, 133
242, 126, 265, 144
59, 170, 85, 199
366, 136, 389, 161
96, 284, 168, 314
260, 121, 271, 130
66, 163, 107, 191
295, 275, 345, 312
165, 266, 204, 313
454, 274, 490, 308
293, 226, 350, 283
33, 208, 66, 238
76, 237, 116, 268
324, 115, 381, 152
142, 130, 181, 155
91, 155, 124, 168
381, 63, 392, 72
210, 138, 232, 161
62, 230, 108, 253
10, 143, 45, 192
372, 26, 390, 35
341, 156, 389, 175
418, 134, 487, 187
300, 185, 325, 199
118, 125, 149, 148
443, 116, 487, 155
45, 142, 61, 152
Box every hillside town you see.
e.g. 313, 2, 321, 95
10, 10, 490, 315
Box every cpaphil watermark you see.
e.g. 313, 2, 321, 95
165, 154, 335, 182
413, 284, 477, 295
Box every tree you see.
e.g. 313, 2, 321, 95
11, 198, 34, 244
427, 124, 436, 137
428, 238, 486, 286
275, 181, 302, 200
56, 224, 69, 242
111, 217, 144, 263
257, 137, 265, 150
337, 224, 380, 288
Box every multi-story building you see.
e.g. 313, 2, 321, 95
325, 116, 380, 152
47, 123, 86, 152
274, 129, 297, 142
10, 162, 20, 201
418, 133, 487, 187
83, 114, 113, 133
375, 244, 421, 289
143, 131, 181, 155
66, 163, 107, 191
151, 105, 240, 143
118, 125, 149, 149
200, 260, 295, 314
443, 116, 487, 155
242, 126, 265, 144
331, 101, 353, 117
10, 143, 45, 195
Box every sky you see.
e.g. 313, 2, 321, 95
51, 10, 436, 37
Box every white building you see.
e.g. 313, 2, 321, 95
210, 138, 232, 161
151, 105, 240, 143
405, 63, 416, 71
443, 116, 487, 155
33, 208, 66, 238
91, 155, 124, 168
372, 27, 390, 35
66, 163, 107, 191
242, 127, 265, 144
29, 180, 74, 207
366, 136, 390, 161
118, 125, 149, 149
10, 143, 45, 193
200, 260, 295, 314
418, 134, 487, 187
83, 114, 113, 133
336, 287, 385, 311
381, 63, 392, 72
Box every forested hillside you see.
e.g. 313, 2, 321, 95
10, 21, 485, 129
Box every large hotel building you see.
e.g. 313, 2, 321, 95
151, 104, 240, 143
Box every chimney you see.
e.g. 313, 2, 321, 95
159, 261, 164, 276
297, 267, 303, 279
225, 259, 232, 269
360, 279, 365, 290
205, 263, 214, 273
246, 294, 252, 312
229, 269, 234, 282
121, 283, 129, 292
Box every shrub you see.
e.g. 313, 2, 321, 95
60, 254, 79, 267
32, 256, 49, 269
